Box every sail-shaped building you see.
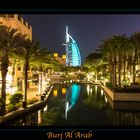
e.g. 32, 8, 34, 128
65, 26, 81, 67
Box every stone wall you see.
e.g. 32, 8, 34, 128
100, 84, 140, 101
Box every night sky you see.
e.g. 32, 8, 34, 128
22, 14, 140, 63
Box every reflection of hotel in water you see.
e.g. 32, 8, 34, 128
0, 14, 33, 94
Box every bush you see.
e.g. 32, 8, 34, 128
106, 82, 114, 89
7, 104, 17, 113
9, 92, 23, 105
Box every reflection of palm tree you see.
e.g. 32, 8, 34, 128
84, 86, 107, 110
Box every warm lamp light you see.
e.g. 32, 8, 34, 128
54, 53, 58, 57
53, 89, 58, 97
62, 55, 66, 59
62, 88, 66, 95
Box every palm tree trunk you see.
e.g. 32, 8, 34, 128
123, 54, 126, 84
109, 56, 113, 84
118, 53, 122, 88
23, 61, 28, 108
114, 55, 117, 88
0, 56, 9, 115
12, 60, 16, 91
133, 49, 137, 84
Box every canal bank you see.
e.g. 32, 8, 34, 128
0, 85, 53, 125
100, 83, 140, 101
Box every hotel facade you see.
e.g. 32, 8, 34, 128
0, 14, 33, 94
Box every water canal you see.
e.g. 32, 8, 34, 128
4, 83, 140, 126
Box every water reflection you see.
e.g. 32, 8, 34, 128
65, 84, 81, 119
53, 89, 58, 97
101, 89, 104, 97
4, 83, 140, 126
87, 84, 93, 96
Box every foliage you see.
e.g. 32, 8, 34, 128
85, 52, 102, 62
106, 82, 114, 89
77, 73, 86, 80
9, 92, 23, 105
7, 104, 18, 113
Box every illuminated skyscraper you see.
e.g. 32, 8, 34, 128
65, 26, 81, 66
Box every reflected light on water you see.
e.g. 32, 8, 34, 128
43, 105, 48, 111
62, 88, 66, 95
87, 84, 90, 96
101, 89, 104, 96
105, 96, 108, 103
95, 86, 97, 94
38, 110, 42, 124
65, 84, 81, 120
65, 101, 69, 119
53, 89, 58, 97
90, 88, 93, 96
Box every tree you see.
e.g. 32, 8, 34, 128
0, 26, 25, 115
130, 32, 140, 84
112, 35, 128, 88
15, 39, 40, 107
15, 39, 51, 107
83, 52, 107, 82
99, 38, 114, 86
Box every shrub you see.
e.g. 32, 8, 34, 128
9, 92, 23, 105
106, 82, 114, 89
7, 104, 17, 113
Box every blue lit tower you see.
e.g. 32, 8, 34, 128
65, 26, 81, 66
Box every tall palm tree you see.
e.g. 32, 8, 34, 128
15, 39, 51, 107
130, 32, 140, 84
15, 39, 40, 107
99, 38, 114, 86
100, 35, 128, 88
112, 35, 128, 88
0, 26, 25, 115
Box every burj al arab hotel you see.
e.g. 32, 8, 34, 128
65, 26, 81, 67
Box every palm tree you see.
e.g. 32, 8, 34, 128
99, 38, 114, 86
0, 26, 25, 115
112, 35, 128, 88
15, 39, 40, 107
130, 32, 140, 84
15, 39, 51, 107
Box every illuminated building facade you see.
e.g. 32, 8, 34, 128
0, 14, 33, 94
0, 14, 32, 40
54, 53, 66, 65
65, 26, 81, 67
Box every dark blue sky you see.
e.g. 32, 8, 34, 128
22, 14, 140, 63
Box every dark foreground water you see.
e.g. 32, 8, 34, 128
5, 83, 140, 126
